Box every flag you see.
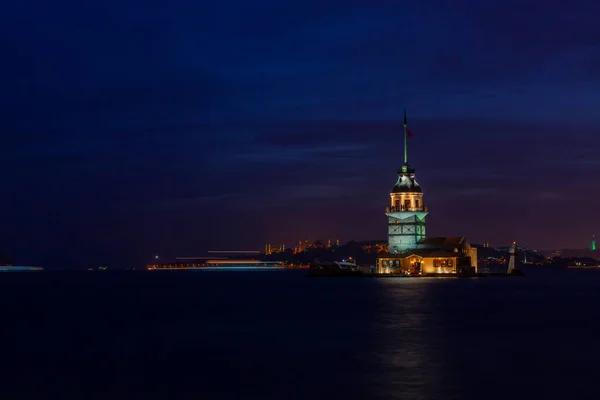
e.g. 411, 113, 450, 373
407, 128, 413, 137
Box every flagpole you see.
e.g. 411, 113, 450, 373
403, 108, 408, 164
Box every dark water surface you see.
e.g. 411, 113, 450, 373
2, 267, 600, 399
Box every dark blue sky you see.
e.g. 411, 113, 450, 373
2, 0, 600, 268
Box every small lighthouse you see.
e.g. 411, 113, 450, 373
507, 242, 524, 276
592, 235, 596, 252
385, 109, 428, 253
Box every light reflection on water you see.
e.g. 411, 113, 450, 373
366, 278, 458, 399
367, 271, 600, 399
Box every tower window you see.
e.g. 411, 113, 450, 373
395, 200, 400, 207
404, 199, 410, 208
415, 199, 420, 208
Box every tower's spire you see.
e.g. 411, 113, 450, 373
403, 108, 408, 164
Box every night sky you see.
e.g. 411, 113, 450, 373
2, 1, 600, 268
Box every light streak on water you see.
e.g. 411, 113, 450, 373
149, 266, 285, 271
199, 266, 284, 271
0, 266, 44, 272
207, 250, 261, 254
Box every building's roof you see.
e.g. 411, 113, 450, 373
407, 249, 460, 257
378, 248, 460, 258
420, 237, 466, 246
391, 163, 421, 193
378, 237, 471, 258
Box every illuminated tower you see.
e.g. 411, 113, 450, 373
385, 109, 428, 253
592, 235, 597, 251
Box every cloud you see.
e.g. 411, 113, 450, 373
279, 184, 348, 201
463, 1, 600, 51
446, 188, 499, 198
538, 192, 564, 201
150, 195, 231, 210
226, 144, 373, 165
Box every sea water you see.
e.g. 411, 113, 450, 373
2, 267, 600, 399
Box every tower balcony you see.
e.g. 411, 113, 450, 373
386, 205, 428, 213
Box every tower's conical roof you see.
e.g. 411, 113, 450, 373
391, 163, 421, 193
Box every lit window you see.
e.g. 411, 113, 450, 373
433, 259, 454, 269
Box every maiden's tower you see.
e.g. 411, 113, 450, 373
377, 110, 478, 276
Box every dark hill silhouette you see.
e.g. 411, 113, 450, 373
262, 240, 387, 266
0, 252, 14, 265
